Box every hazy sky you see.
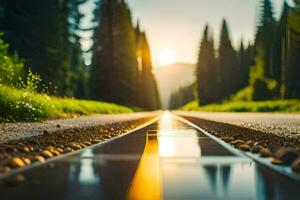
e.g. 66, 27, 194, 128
81, 0, 293, 67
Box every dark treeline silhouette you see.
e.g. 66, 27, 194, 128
90, 0, 160, 109
0, 0, 160, 110
0, 0, 88, 97
169, 84, 194, 110
195, 0, 300, 106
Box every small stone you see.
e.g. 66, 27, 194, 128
254, 141, 266, 147
102, 135, 111, 139
63, 147, 73, 153
49, 149, 60, 156
33, 155, 45, 163
221, 136, 234, 143
251, 145, 264, 153
43, 130, 50, 135
9, 157, 26, 168
246, 140, 255, 147
21, 146, 30, 153
21, 157, 31, 165
56, 124, 61, 128
230, 140, 245, 147
291, 158, 300, 173
41, 150, 53, 158
239, 144, 251, 151
56, 148, 64, 154
274, 147, 299, 165
84, 142, 92, 146
259, 148, 272, 157
270, 157, 284, 165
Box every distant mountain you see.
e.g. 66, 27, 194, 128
153, 63, 196, 109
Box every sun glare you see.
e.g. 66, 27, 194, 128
158, 48, 176, 66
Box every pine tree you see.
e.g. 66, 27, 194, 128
137, 32, 161, 110
283, 0, 300, 98
0, 0, 73, 96
113, 0, 139, 105
196, 24, 219, 105
255, 0, 276, 78
218, 19, 239, 98
90, 0, 115, 101
274, 2, 290, 90
91, 0, 140, 106
238, 40, 253, 89
68, 0, 89, 99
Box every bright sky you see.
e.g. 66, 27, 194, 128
81, 0, 293, 67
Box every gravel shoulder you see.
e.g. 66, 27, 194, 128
0, 112, 161, 143
175, 111, 300, 140
174, 111, 300, 173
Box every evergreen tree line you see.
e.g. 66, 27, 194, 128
196, 0, 300, 106
0, 0, 160, 110
0, 0, 88, 98
169, 84, 194, 110
90, 0, 160, 110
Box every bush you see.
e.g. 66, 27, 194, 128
0, 35, 24, 86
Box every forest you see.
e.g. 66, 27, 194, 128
171, 0, 300, 110
0, 0, 160, 121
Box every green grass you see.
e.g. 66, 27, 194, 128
0, 85, 133, 122
180, 100, 300, 113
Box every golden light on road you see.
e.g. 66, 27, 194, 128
158, 48, 176, 66
127, 131, 162, 200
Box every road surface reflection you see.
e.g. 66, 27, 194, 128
126, 112, 299, 200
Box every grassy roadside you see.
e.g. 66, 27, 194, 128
180, 100, 300, 113
0, 85, 133, 122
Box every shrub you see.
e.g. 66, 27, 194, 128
0, 35, 24, 86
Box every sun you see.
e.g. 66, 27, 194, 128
158, 48, 176, 66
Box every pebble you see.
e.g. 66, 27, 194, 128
230, 140, 245, 147
21, 157, 31, 165
239, 144, 251, 151
259, 148, 272, 157
63, 147, 73, 153
274, 147, 299, 165
41, 150, 53, 158
21, 146, 30, 153
49, 149, 60, 156
291, 158, 300, 173
270, 157, 284, 165
251, 145, 264, 153
221, 136, 234, 143
56, 148, 64, 154
246, 140, 255, 147
254, 141, 266, 147
43, 130, 50, 135
33, 155, 46, 162
9, 157, 26, 168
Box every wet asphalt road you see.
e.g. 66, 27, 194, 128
0, 112, 300, 200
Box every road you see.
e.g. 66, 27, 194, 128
0, 112, 299, 200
